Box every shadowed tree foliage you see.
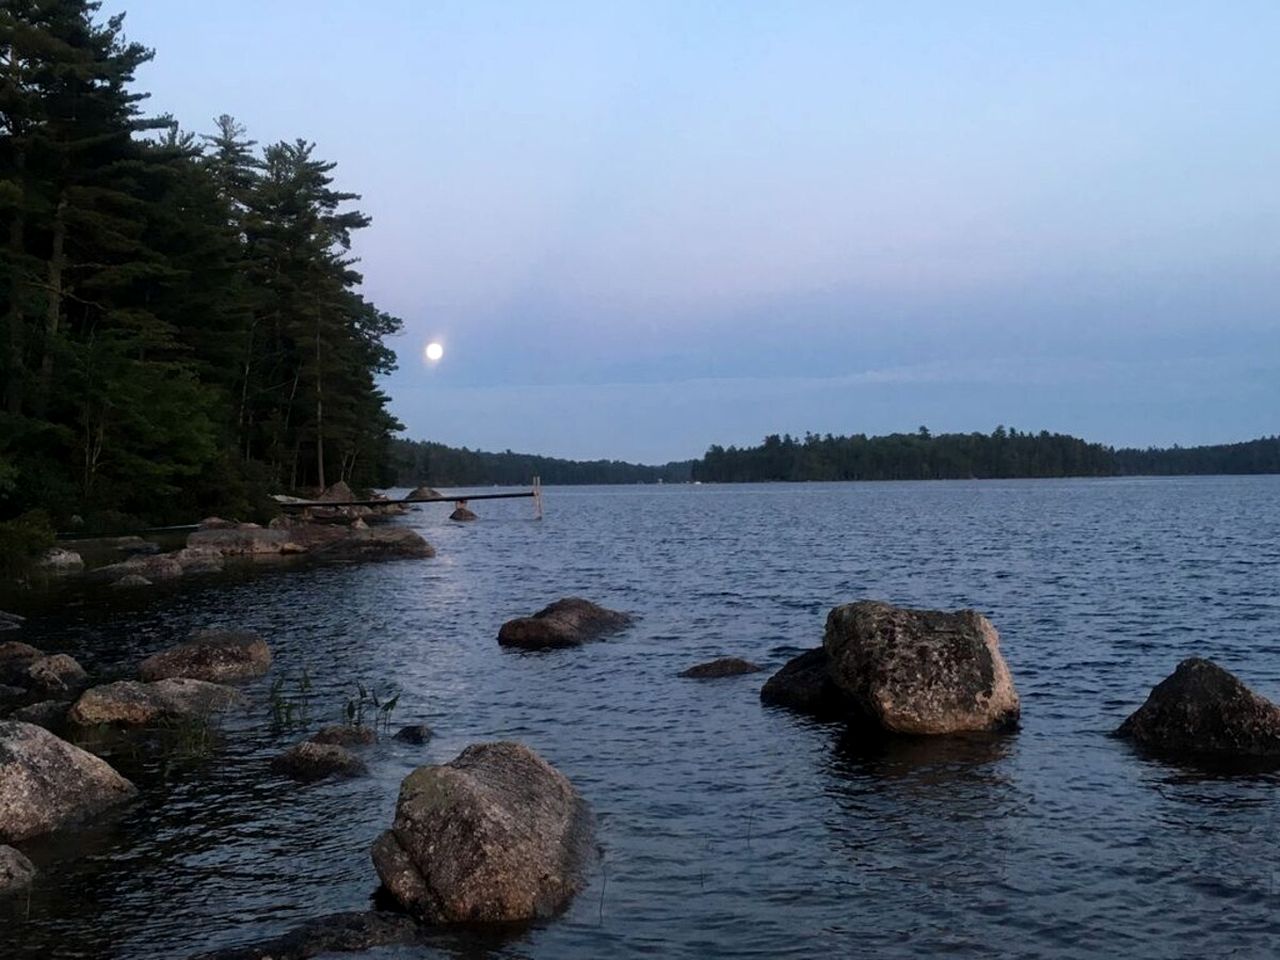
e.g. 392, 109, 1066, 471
1, 1, 402, 531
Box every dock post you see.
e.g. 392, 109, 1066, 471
533, 476, 543, 520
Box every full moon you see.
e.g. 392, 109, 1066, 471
425, 342, 444, 362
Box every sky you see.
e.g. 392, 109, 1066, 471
105, 0, 1280, 462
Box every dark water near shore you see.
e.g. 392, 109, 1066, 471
6, 476, 1280, 959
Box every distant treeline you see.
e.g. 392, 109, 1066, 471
692, 428, 1280, 483
390, 439, 693, 487
394, 430, 1280, 487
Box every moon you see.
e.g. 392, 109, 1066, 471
425, 342, 444, 362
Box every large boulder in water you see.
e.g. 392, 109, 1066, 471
138, 629, 271, 683
68, 679, 242, 729
371, 742, 595, 923
1116, 658, 1280, 759
319, 480, 357, 502
0, 641, 41, 686
406, 485, 441, 501
822, 601, 1020, 734
498, 598, 632, 650
0, 720, 136, 842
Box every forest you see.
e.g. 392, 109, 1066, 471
1, 2, 402, 541
390, 439, 693, 487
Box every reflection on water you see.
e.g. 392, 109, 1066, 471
5, 476, 1280, 959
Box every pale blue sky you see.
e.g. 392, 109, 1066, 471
108, 1, 1279, 461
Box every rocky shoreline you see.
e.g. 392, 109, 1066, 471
5, 589, 1280, 950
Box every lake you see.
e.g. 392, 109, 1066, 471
7, 476, 1280, 958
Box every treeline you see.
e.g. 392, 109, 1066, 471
1114, 437, 1280, 476
1, 2, 401, 532
691, 428, 1280, 482
390, 439, 693, 487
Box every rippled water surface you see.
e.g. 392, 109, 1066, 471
7, 477, 1280, 959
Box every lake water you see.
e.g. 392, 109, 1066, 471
7, 476, 1280, 959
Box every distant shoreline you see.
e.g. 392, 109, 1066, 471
394, 430, 1280, 487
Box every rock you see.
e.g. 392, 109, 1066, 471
371, 741, 595, 924
271, 741, 368, 782
497, 598, 632, 650
198, 516, 235, 530
448, 505, 477, 522
1116, 657, 1280, 760
392, 724, 433, 744
68, 679, 241, 729
190, 520, 433, 563
36, 547, 84, 575
96, 553, 183, 583
24, 653, 89, 697
9, 700, 70, 732
759, 648, 855, 720
0, 720, 136, 842
111, 574, 153, 589
0, 641, 42, 685
0, 844, 36, 895
309, 724, 377, 747
185, 911, 421, 960
350, 517, 369, 531
0, 684, 29, 708
406, 486, 441, 501
821, 601, 1020, 734
171, 546, 226, 575
679, 657, 763, 679
186, 525, 294, 556
319, 480, 357, 502
138, 628, 271, 683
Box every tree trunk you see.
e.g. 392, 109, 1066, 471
5, 208, 24, 415
35, 196, 68, 415
314, 322, 325, 490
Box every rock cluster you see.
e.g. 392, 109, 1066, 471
498, 597, 632, 650
372, 742, 595, 923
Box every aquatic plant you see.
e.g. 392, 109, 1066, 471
269, 667, 314, 731
342, 682, 400, 735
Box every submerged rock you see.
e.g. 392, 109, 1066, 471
111, 574, 153, 589
406, 486, 441, 501
24, 653, 89, 697
448, 505, 477, 522
68, 679, 242, 729
271, 741, 368, 782
1116, 657, 1280, 760
371, 741, 595, 924
679, 657, 763, 679
817, 601, 1019, 734
138, 629, 271, 683
392, 724, 433, 745
0, 720, 136, 842
0, 844, 36, 895
186, 911, 420, 960
309, 724, 377, 747
96, 553, 183, 583
759, 648, 855, 720
498, 598, 632, 650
